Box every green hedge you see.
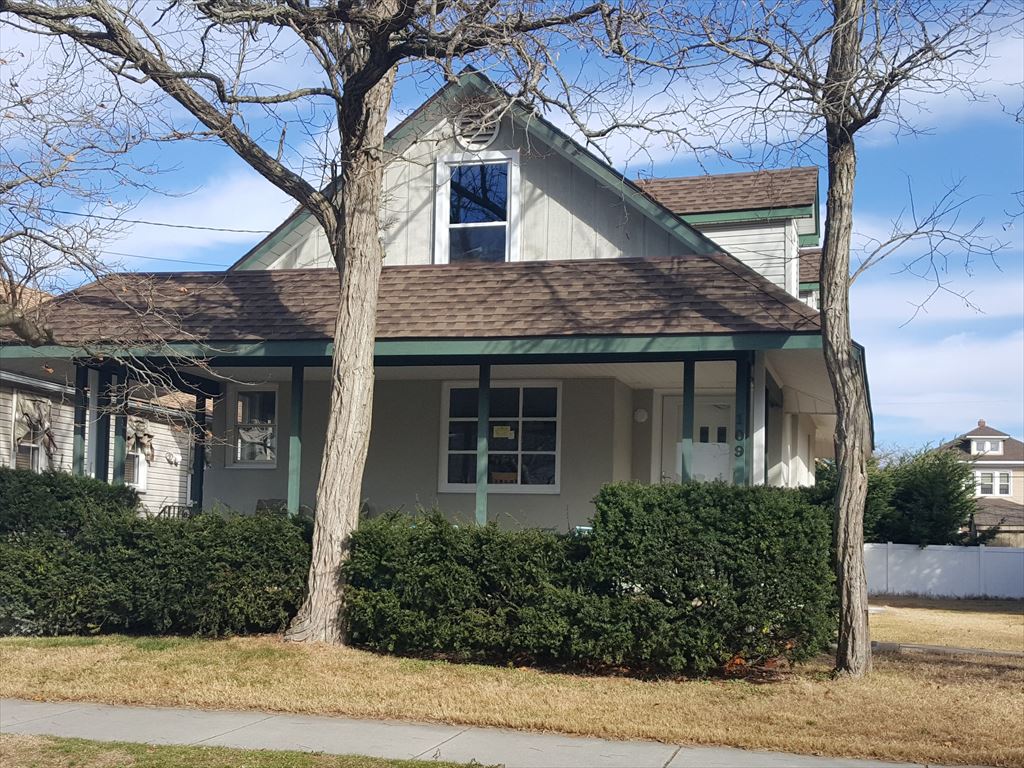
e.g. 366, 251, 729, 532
0, 468, 310, 637
345, 483, 835, 675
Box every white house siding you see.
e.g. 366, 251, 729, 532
694, 221, 788, 289
253, 117, 679, 271
1, 382, 193, 515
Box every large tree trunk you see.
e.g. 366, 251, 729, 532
820, 0, 872, 678
285, 66, 397, 644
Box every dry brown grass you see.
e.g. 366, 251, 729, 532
1, 636, 1022, 768
870, 597, 1024, 652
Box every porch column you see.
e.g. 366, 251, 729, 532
72, 363, 88, 476
94, 368, 112, 482
733, 353, 752, 486
475, 363, 490, 526
190, 393, 207, 509
680, 359, 695, 482
751, 352, 767, 486
111, 371, 128, 485
287, 365, 304, 517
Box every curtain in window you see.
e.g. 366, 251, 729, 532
238, 426, 276, 461
126, 417, 155, 463
15, 396, 58, 461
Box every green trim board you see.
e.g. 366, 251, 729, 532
475, 363, 490, 526
680, 206, 814, 226
231, 70, 722, 270
0, 332, 823, 363
191, 394, 207, 509
94, 369, 112, 483
72, 365, 88, 476
680, 360, 695, 482
288, 366, 304, 516
799, 233, 820, 247
799, 282, 820, 292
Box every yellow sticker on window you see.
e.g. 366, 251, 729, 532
493, 425, 515, 439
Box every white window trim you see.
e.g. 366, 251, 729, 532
226, 384, 279, 469
11, 389, 50, 473
438, 380, 561, 495
972, 439, 1004, 455
433, 150, 521, 265
975, 469, 1012, 497
125, 448, 148, 492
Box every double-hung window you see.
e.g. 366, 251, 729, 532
434, 151, 519, 264
124, 450, 148, 491
231, 388, 278, 466
976, 471, 1011, 496
440, 382, 559, 493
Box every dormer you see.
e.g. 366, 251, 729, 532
966, 419, 1009, 455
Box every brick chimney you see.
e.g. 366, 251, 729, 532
978, 419, 986, 428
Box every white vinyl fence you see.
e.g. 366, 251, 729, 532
864, 543, 1024, 599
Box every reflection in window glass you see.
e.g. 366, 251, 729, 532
448, 162, 509, 263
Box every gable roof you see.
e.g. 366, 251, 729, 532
6, 255, 821, 348
942, 422, 1023, 462
963, 419, 1011, 439
637, 167, 818, 217
230, 70, 724, 271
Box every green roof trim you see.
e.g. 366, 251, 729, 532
799, 282, 820, 292
231, 70, 722, 270
799, 232, 820, 247
0, 332, 822, 363
681, 206, 815, 226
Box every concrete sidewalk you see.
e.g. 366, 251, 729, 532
0, 698, 969, 768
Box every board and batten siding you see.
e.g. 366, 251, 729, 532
0, 382, 193, 515
694, 221, 789, 289
253, 117, 678, 271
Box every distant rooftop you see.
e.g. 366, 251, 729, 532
637, 166, 818, 217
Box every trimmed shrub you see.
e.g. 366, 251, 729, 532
0, 468, 310, 637
345, 483, 835, 676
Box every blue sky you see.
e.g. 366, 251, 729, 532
41, 41, 1022, 450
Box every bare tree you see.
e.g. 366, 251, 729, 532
647, 0, 1018, 676
0, 0, 688, 643
0, 36, 174, 344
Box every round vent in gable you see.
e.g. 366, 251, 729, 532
453, 109, 500, 151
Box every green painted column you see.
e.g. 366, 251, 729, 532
94, 369, 112, 483
111, 372, 127, 485
475, 363, 490, 526
190, 394, 207, 509
733, 354, 752, 486
680, 359, 695, 482
287, 365, 304, 517
72, 364, 88, 476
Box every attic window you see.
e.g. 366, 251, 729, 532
434, 151, 520, 264
972, 439, 1003, 455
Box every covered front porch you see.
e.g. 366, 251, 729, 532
190, 340, 836, 530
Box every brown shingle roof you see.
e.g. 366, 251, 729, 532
964, 419, 1011, 438
974, 498, 1024, 529
8, 255, 821, 347
800, 248, 821, 283
942, 430, 1024, 462
637, 167, 818, 216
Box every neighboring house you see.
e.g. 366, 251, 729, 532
943, 419, 1024, 547
0, 71, 869, 530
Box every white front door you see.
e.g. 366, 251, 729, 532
659, 395, 733, 483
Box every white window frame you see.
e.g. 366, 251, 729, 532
972, 439, 1004, 455
227, 385, 279, 469
438, 380, 561, 495
124, 448, 148, 492
433, 150, 521, 265
11, 389, 49, 473
975, 470, 1012, 496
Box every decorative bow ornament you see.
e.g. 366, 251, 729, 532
126, 417, 155, 463
15, 397, 58, 461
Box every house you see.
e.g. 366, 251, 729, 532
0, 286, 196, 515
0, 71, 867, 530
944, 419, 1024, 547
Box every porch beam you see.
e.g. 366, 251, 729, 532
94, 368, 112, 483
111, 371, 127, 486
287, 365, 304, 517
680, 360, 695, 482
475, 363, 490, 526
733, 353, 752, 486
72, 364, 88, 476
190, 394, 207, 509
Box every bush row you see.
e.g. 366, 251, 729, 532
345, 482, 836, 675
0, 468, 310, 637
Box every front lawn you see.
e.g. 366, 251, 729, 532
1, 636, 1022, 767
0, 734, 481, 768
870, 597, 1024, 652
